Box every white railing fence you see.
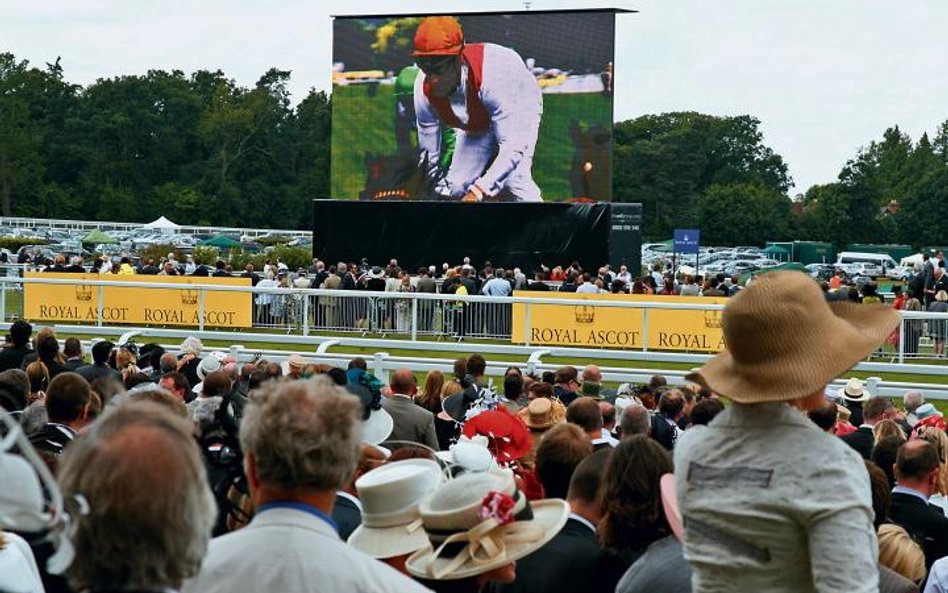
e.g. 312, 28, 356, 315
1, 276, 947, 365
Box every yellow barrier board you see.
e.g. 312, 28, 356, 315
24, 273, 253, 328
511, 292, 728, 352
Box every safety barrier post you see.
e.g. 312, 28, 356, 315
411, 298, 418, 341
641, 307, 650, 352
96, 285, 104, 326
198, 289, 206, 332
302, 293, 310, 336
372, 352, 391, 384
898, 316, 905, 364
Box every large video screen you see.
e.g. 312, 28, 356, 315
331, 11, 615, 202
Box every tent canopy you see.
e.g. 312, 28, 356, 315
763, 245, 789, 255
202, 235, 242, 249
144, 216, 180, 231
82, 229, 117, 244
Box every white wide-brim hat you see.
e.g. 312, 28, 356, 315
405, 471, 569, 581
348, 459, 443, 559
363, 407, 394, 446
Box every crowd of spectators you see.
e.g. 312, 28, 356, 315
3, 270, 948, 592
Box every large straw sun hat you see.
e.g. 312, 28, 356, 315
686, 271, 899, 404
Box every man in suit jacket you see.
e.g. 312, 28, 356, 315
381, 370, 439, 450
841, 396, 894, 460
497, 449, 610, 593
889, 440, 948, 571
184, 379, 429, 593
332, 491, 362, 541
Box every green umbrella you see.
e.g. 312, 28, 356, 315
201, 235, 242, 249
82, 229, 117, 244
650, 239, 676, 253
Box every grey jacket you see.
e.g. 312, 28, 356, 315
674, 402, 879, 593
381, 394, 439, 450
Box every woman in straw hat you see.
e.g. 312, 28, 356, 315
675, 271, 899, 593
405, 469, 569, 592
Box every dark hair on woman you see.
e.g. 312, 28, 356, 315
864, 460, 890, 530
691, 398, 725, 426
872, 436, 904, 490
452, 357, 468, 380
326, 367, 347, 386
599, 435, 673, 551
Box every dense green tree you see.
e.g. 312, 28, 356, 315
698, 183, 791, 246
3, 48, 948, 250
613, 112, 791, 240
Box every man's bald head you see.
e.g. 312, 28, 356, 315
159, 352, 178, 373
390, 369, 417, 396
599, 401, 616, 430
896, 440, 940, 485
620, 405, 651, 439
582, 365, 602, 383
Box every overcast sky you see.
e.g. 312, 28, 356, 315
5, 0, 947, 194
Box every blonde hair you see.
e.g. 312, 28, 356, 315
878, 524, 926, 583
917, 425, 948, 496
116, 348, 137, 370
25, 360, 49, 396
873, 419, 906, 445
441, 379, 464, 399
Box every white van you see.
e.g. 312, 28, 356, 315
835, 251, 907, 280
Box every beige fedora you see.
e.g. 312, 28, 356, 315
518, 397, 566, 430
840, 377, 869, 403
405, 470, 568, 581
347, 459, 443, 559
686, 271, 899, 404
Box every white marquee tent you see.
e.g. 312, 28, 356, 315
143, 216, 180, 233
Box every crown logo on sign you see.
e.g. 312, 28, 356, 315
574, 304, 595, 324
180, 284, 198, 306
75, 285, 93, 302
703, 310, 723, 329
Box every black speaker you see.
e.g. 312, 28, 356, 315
609, 203, 642, 273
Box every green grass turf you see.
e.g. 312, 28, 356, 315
330, 84, 612, 199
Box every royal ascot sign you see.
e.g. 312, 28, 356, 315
24, 273, 253, 328
511, 292, 728, 352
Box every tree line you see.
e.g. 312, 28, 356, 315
1, 52, 946, 246
0, 53, 329, 230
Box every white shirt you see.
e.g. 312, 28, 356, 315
255, 278, 277, 305
415, 43, 542, 198
576, 282, 599, 294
